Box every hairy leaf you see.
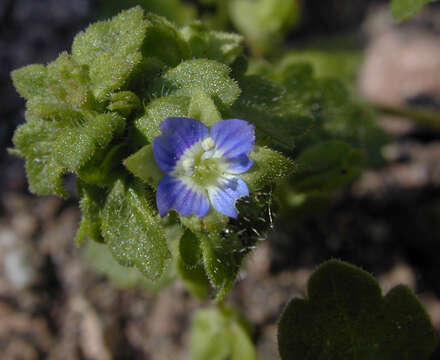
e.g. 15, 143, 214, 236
188, 87, 222, 127
72, 6, 148, 100
199, 192, 276, 301
107, 91, 141, 116
273, 63, 388, 166
241, 146, 295, 192
181, 23, 244, 65
278, 260, 438, 360
86, 240, 176, 291
78, 144, 127, 186
11, 116, 67, 197
101, 180, 171, 280
53, 112, 125, 172
151, 59, 241, 110
135, 95, 190, 143
75, 181, 107, 244
142, 13, 190, 67
230, 75, 314, 151
199, 232, 240, 301
124, 144, 164, 188
177, 231, 211, 299
11, 64, 48, 100
13, 53, 92, 118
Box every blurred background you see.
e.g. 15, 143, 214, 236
2, 0, 440, 359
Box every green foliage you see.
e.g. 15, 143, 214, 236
228, 0, 301, 55
143, 13, 190, 67
11, 116, 67, 198
75, 181, 106, 244
135, 95, 190, 143
181, 23, 244, 65
249, 60, 388, 168
391, 0, 437, 22
72, 6, 147, 100
278, 50, 362, 89
177, 231, 211, 299
241, 146, 295, 192
53, 112, 125, 172
290, 140, 363, 194
198, 191, 276, 301
11, 64, 48, 100
98, 0, 197, 26
124, 144, 164, 188
101, 180, 171, 280
230, 75, 314, 151
11, 7, 387, 299
190, 307, 257, 360
188, 88, 222, 127
278, 260, 438, 360
151, 59, 241, 110
86, 236, 178, 291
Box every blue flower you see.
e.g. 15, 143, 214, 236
153, 117, 255, 218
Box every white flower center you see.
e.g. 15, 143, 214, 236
171, 136, 229, 188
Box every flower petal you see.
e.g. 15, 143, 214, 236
227, 154, 254, 174
207, 176, 249, 218
156, 176, 210, 217
153, 117, 209, 174
210, 119, 255, 159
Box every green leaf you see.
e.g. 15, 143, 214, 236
72, 6, 148, 100
98, 0, 196, 26
278, 259, 438, 360
188, 87, 222, 127
290, 140, 363, 194
179, 230, 202, 268
123, 144, 165, 188
177, 231, 211, 299
180, 23, 244, 65
75, 181, 106, 244
241, 146, 295, 192
89, 51, 143, 101
199, 232, 240, 301
135, 95, 190, 143
54, 112, 125, 172
26, 97, 84, 122
177, 256, 211, 299
228, 0, 300, 55
278, 50, 362, 89
78, 143, 127, 187
11, 116, 67, 198
151, 59, 241, 110
46, 52, 92, 109
11, 64, 48, 100
198, 192, 275, 301
190, 307, 257, 360
272, 63, 388, 167
107, 91, 141, 116
391, 0, 437, 22
101, 180, 171, 280
230, 75, 314, 151
13, 53, 92, 117
86, 240, 176, 291
142, 13, 190, 67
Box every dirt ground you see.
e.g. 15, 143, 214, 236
2, 2, 440, 359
